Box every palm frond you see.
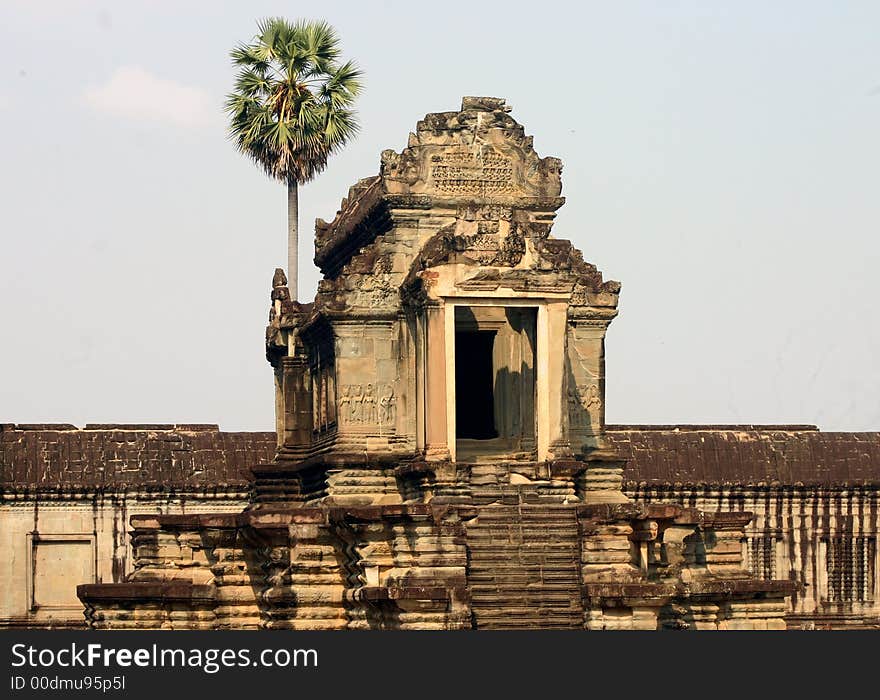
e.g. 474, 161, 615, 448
319, 60, 363, 108
232, 68, 272, 99
322, 107, 359, 152
227, 17, 364, 185
296, 20, 340, 72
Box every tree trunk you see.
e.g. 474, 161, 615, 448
287, 179, 299, 301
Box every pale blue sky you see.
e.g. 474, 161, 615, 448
1, 1, 878, 430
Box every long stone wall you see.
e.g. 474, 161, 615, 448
77, 500, 792, 631
612, 427, 880, 629
0, 423, 273, 487
626, 484, 880, 628
0, 425, 269, 628
0, 488, 250, 628
3, 424, 879, 628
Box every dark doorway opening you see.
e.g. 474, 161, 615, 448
455, 330, 497, 440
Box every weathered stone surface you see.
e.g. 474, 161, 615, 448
611, 425, 880, 486
0, 98, 860, 630
0, 424, 275, 487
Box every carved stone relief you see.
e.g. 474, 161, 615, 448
436, 218, 527, 268
351, 275, 397, 309
429, 147, 514, 196
457, 203, 513, 222
569, 384, 602, 428
378, 386, 397, 425
339, 384, 397, 426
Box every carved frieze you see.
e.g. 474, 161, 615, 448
429, 147, 515, 196
457, 203, 513, 221
339, 384, 397, 426
351, 275, 398, 309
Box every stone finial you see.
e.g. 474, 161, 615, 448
460, 96, 511, 113
271, 268, 290, 304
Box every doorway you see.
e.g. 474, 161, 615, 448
454, 330, 498, 440
453, 305, 537, 460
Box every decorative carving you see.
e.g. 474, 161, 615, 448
362, 384, 376, 424
374, 255, 394, 274
584, 384, 602, 420
378, 386, 397, 425
827, 536, 875, 603
567, 390, 580, 427
461, 95, 510, 112
489, 225, 526, 267
457, 203, 513, 221
351, 275, 397, 309
571, 283, 588, 307
383, 194, 432, 208
339, 384, 357, 422
351, 384, 364, 422
569, 384, 601, 428
339, 383, 397, 426
530, 156, 563, 194
380, 149, 420, 186
464, 233, 499, 250
447, 231, 500, 266
429, 147, 514, 196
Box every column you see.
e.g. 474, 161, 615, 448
281, 356, 312, 449
424, 303, 449, 460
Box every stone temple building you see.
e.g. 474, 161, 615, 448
1, 98, 878, 629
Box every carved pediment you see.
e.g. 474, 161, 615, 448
380, 97, 562, 200
307, 97, 620, 317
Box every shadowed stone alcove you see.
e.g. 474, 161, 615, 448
454, 306, 536, 461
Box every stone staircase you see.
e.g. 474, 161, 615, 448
466, 502, 585, 629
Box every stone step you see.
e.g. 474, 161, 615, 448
468, 567, 580, 577
467, 504, 586, 630
470, 577, 580, 584
470, 603, 583, 614
469, 614, 583, 630
468, 545, 580, 552
467, 559, 580, 568
471, 578, 581, 587
475, 510, 578, 521
473, 535, 579, 543
466, 554, 581, 565
468, 536, 579, 545
469, 576, 581, 588
469, 586, 582, 598
469, 568, 581, 579
483, 513, 578, 517
470, 521, 577, 530
471, 527, 579, 536
475, 612, 584, 627
468, 524, 580, 534
469, 563, 580, 574
474, 607, 583, 617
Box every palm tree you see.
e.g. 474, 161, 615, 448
226, 18, 362, 300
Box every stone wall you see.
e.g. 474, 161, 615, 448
4, 424, 880, 628
76, 498, 793, 630
0, 423, 273, 487
0, 425, 270, 627
612, 426, 880, 628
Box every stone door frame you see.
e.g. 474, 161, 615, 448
434, 296, 567, 462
